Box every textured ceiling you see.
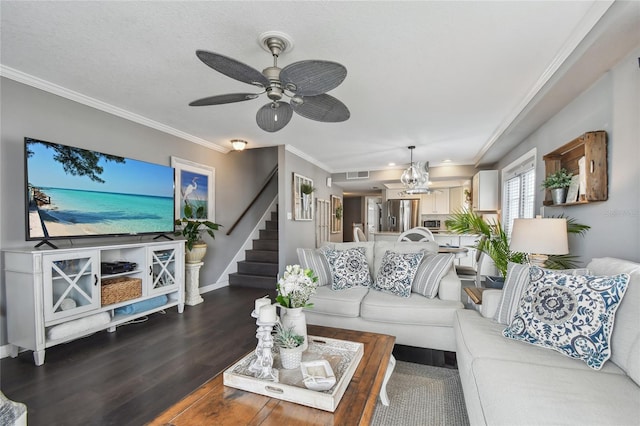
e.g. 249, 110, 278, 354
0, 1, 617, 178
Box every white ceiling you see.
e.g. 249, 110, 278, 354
0, 1, 628, 181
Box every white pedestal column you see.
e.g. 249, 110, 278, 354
185, 261, 204, 306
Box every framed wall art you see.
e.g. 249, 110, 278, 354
171, 156, 215, 221
293, 173, 314, 221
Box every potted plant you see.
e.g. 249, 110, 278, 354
445, 209, 590, 279
542, 168, 573, 204
174, 203, 222, 263
276, 265, 318, 350
300, 183, 315, 212
273, 323, 305, 369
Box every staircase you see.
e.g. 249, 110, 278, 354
228, 210, 279, 289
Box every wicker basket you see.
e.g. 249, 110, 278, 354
101, 277, 142, 306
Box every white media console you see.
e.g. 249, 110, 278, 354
4, 239, 185, 365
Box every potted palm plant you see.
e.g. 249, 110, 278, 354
445, 209, 590, 279
542, 168, 573, 204
174, 203, 221, 263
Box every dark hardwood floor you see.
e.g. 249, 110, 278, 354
0, 286, 455, 426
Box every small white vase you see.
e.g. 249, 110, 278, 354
281, 307, 308, 351
302, 193, 311, 212
279, 346, 303, 369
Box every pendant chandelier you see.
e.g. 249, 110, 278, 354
400, 146, 432, 195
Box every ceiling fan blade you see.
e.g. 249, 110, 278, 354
256, 102, 293, 132
291, 94, 350, 122
280, 60, 347, 96
189, 93, 260, 106
196, 50, 270, 88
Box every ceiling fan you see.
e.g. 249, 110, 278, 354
189, 32, 350, 132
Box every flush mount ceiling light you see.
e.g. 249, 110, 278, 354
400, 146, 432, 195
188, 31, 350, 132
231, 139, 247, 151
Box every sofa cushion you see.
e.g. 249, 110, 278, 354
305, 285, 368, 318
503, 266, 630, 370
470, 357, 640, 426
361, 290, 461, 327
454, 309, 626, 375
371, 250, 424, 298
587, 257, 640, 386
322, 247, 372, 290
494, 262, 530, 325
297, 248, 332, 286
372, 241, 438, 276
412, 253, 455, 298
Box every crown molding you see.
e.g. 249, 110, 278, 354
0, 65, 230, 154
284, 144, 333, 173
474, 0, 615, 165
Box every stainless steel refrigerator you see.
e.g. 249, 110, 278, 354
383, 199, 420, 232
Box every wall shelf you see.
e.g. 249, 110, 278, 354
542, 131, 608, 206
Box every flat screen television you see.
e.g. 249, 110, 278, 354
25, 137, 175, 245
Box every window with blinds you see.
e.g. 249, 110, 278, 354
502, 149, 536, 237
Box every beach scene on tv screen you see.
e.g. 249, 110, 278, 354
26, 139, 174, 239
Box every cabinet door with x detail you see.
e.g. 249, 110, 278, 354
42, 251, 100, 322
147, 244, 180, 296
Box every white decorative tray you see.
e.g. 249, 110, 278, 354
223, 335, 364, 412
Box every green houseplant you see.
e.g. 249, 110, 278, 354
300, 183, 316, 195
335, 204, 343, 220
542, 168, 573, 204
445, 209, 590, 278
274, 323, 305, 369
174, 203, 222, 262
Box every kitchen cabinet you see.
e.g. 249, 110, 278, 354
472, 170, 499, 211
4, 240, 185, 365
458, 235, 480, 268
542, 131, 607, 206
449, 186, 470, 213
420, 189, 450, 215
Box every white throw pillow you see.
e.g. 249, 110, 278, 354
494, 262, 530, 325
411, 253, 454, 298
297, 248, 332, 286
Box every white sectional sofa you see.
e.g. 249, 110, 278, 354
299, 241, 464, 352
455, 257, 640, 425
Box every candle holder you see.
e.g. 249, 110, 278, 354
248, 313, 278, 382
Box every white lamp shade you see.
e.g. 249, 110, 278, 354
510, 218, 569, 255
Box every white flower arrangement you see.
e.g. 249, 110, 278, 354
276, 264, 318, 308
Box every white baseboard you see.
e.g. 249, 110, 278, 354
0, 344, 15, 359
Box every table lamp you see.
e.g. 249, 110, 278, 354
509, 216, 569, 267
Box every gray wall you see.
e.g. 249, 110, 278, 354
496, 46, 640, 264
0, 77, 278, 345
278, 146, 343, 270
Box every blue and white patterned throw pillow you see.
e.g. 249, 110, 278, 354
372, 250, 425, 297
322, 247, 372, 290
503, 266, 630, 370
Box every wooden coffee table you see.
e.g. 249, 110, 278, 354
149, 325, 395, 426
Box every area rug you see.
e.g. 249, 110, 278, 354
372, 361, 470, 426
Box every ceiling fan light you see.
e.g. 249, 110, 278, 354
256, 101, 293, 132
231, 139, 247, 151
